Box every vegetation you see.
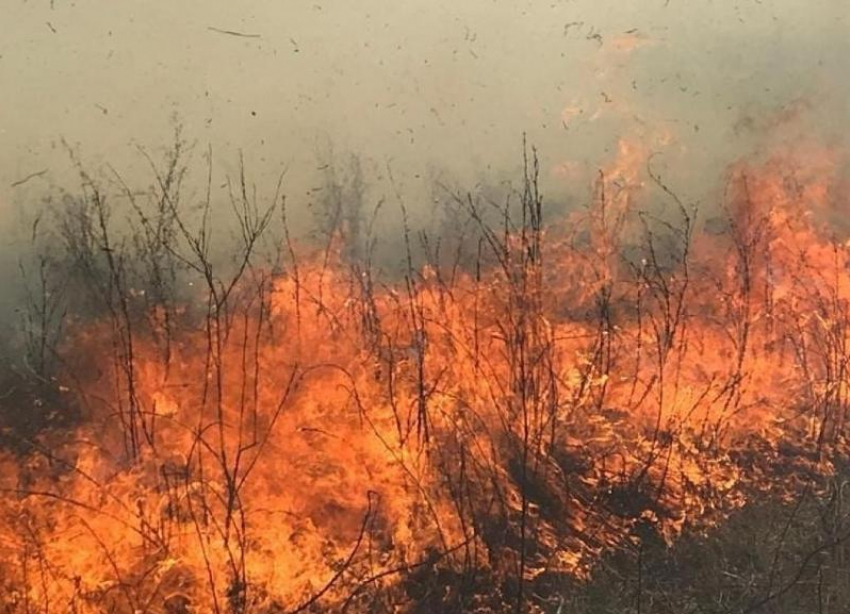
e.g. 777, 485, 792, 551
1, 135, 849, 614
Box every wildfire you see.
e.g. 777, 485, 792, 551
1, 142, 848, 613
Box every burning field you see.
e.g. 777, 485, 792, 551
0, 134, 849, 614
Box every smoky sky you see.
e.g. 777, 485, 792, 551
0, 1, 847, 287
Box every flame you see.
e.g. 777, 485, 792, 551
1, 144, 849, 612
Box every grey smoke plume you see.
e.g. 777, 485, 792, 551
0, 1, 847, 321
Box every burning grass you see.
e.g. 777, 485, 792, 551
1, 139, 850, 613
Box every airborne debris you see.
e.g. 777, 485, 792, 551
563, 21, 584, 36
10, 169, 48, 188
207, 26, 261, 39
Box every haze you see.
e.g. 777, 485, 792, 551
0, 0, 847, 300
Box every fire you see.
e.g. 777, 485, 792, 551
1, 144, 848, 612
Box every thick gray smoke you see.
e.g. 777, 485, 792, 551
1, 1, 848, 322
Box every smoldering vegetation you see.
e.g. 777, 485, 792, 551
1, 131, 850, 614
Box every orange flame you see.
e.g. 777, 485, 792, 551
1, 144, 848, 612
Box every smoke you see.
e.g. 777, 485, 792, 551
0, 0, 848, 325
1, 5, 849, 609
